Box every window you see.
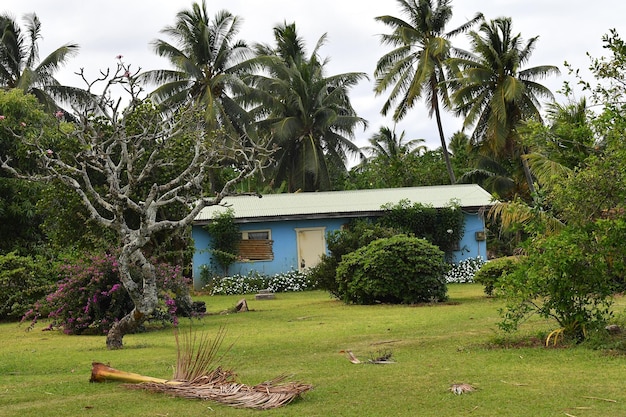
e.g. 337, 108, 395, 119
238, 229, 273, 261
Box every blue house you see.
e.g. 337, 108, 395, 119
191, 184, 494, 289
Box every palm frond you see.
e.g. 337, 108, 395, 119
91, 326, 313, 410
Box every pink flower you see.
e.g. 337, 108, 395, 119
0, 115, 5, 120
46, 149, 53, 156
55, 110, 64, 118
116, 54, 123, 59
20, 122, 26, 127
124, 71, 131, 78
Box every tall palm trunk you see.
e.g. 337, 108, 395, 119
433, 97, 456, 184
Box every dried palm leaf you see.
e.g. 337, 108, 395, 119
90, 326, 312, 409
132, 375, 313, 409
449, 383, 476, 395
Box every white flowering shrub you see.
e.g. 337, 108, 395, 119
444, 257, 486, 283
206, 269, 316, 295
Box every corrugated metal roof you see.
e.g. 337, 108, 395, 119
194, 184, 494, 223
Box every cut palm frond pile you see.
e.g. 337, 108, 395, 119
449, 383, 476, 395
340, 349, 396, 364
90, 326, 312, 409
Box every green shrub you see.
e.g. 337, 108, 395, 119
473, 256, 520, 296
310, 220, 400, 297
497, 224, 615, 341
336, 234, 448, 304
0, 252, 57, 321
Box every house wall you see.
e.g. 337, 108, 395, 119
455, 211, 488, 262
191, 212, 487, 290
191, 218, 346, 289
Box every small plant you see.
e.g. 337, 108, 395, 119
444, 256, 486, 283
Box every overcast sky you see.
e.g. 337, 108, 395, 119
2, 0, 625, 152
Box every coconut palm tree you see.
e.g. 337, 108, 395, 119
0, 12, 82, 114
247, 22, 367, 192
139, 2, 253, 133
374, 0, 483, 184
450, 17, 560, 196
361, 125, 426, 161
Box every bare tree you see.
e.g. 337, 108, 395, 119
1, 60, 274, 349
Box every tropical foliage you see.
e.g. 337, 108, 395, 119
0, 12, 88, 113
139, 2, 253, 135
247, 22, 367, 191
374, 0, 483, 184
490, 30, 626, 342
451, 17, 560, 200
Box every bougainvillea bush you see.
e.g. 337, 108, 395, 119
23, 252, 191, 334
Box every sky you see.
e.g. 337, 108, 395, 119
2, 0, 625, 153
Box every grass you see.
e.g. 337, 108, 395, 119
1, 284, 626, 416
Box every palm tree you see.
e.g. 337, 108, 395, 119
361, 125, 426, 161
139, 2, 253, 133
374, 0, 483, 184
450, 17, 560, 196
247, 22, 367, 192
0, 12, 81, 113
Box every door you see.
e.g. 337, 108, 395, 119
295, 227, 326, 271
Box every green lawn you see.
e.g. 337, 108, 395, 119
1, 285, 625, 416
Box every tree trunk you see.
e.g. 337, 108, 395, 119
107, 246, 159, 349
433, 98, 456, 184
106, 309, 147, 349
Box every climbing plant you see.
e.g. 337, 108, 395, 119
204, 209, 240, 274
379, 199, 465, 255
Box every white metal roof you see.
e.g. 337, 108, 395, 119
194, 184, 494, 224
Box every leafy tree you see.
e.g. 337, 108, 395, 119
450, 17, 559, 199
0, 251, 57, 320
0, 89, 58, 254
347, 149, 450, 189
490, 30, 626, 342
374, 0, 483, 184
1, 60, 274, 349
247, 22, 367, 192
0, 13, 87, 114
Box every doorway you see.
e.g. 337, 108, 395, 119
295, 227, 326, 271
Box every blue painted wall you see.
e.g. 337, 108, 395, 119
191, 212, 486, 289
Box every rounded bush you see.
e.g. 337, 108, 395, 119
336, 234, 448, 304
474, 256, 521, 296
